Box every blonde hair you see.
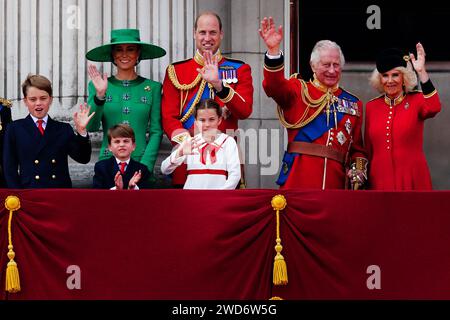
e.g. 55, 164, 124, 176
369, 65, 418, 93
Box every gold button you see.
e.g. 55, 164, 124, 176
387, 146, 390, 150
52, 175, 56, 179
387, 127, 390, 130
52, 159, 56, 164
34, 160, 39, 164
35, 175, 40, 180
387, 121, 390, 124
388, 116, 392, 119
330, 137, 334, 141
387, 140, 390, 143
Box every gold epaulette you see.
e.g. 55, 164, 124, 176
0, 98, 12, 107
289, 73, 301, 79
167, 64, 202, 91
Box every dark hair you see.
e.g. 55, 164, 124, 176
107, 124, 136, 144
194, 98, 222, 118
194, 11, 222, 31
111, 44, 142, 66
22, 74, 53, 97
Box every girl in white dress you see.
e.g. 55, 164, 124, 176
161, 99, 241, 189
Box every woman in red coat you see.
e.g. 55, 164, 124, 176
365, 43, 441, 190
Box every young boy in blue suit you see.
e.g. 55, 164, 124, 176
3, 74, 93, 188
93, 124, 151, 189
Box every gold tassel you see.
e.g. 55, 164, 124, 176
4, 196, 21, 293
271, 195, 288, 285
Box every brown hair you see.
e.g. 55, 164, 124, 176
107, 124, 136, 144
194, 11, 222, 31
22, 74, 53, 97
194, 98, 222, 118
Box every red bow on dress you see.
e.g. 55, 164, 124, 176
199, 143, 221, 165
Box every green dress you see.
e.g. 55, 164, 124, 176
87, 76, 163, 176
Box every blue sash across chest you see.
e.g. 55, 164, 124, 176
181, 60, 243, 129
276, 90, 359, 186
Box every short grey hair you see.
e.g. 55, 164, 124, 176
369, 65, 418, 93
310, 40, 345, 68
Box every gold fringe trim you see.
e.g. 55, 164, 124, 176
4, 196, 21, 293
271, 195, 288, 286
167, 64, 202, 91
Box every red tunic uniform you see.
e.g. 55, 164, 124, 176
263, 55, 366, 189
364, 85, 441, 190
162, 50, 253, 185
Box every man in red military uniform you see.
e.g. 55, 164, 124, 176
259, 17, 367, 189
162, 11, 254, 187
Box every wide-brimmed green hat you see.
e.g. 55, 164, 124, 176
86, 29, 166, 62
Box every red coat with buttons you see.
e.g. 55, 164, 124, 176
364, 91, 441, 190
263, 61, 366, 190
161, 51, 253, 186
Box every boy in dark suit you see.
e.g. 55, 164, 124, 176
3, 74, 93, 188
93, 124, 151, 189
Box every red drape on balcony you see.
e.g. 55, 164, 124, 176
1, 189, 450, 300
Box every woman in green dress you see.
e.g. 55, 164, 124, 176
86, 29, 166, 182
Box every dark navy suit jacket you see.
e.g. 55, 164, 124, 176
93, 156, 151, 189
3, 115, 91, 188
0, 102, 12, 187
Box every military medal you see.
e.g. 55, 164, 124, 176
226, 70, 233, 84
337, 131, 346, 145
232, 70, 238, 83
144, 85, 151, 91
404, 102, 409, 110
345, 119, 352, 134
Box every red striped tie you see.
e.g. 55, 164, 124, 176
119, 162, 126, 174
37, 119, 44, 135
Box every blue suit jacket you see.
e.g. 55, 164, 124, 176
3, 115, 91, 188
93, 156, 151, 189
